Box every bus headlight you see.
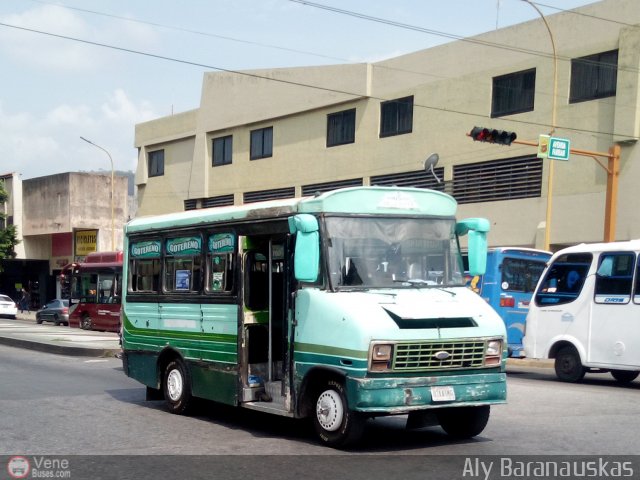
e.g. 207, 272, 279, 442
370, 343, 393, 371
485, 339, 503, 366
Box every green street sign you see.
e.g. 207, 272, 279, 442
548, 136, 570, 161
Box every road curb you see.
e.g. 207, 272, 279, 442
506, 358, 554, 369
0, 335, 121, 358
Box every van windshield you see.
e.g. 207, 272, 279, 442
324, 216, 463, 290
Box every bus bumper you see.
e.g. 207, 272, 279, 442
346, 372, 507, 414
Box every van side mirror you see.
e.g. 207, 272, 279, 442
456, 218, 490, 276
288, 214, 320, 283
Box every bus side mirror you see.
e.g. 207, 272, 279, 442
288, 214, 320, 283
456, 218, 490, 276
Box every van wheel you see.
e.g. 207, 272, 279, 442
611, 370, 639, 384
437, 405, 490, 439
554, 345, 585, 382
80, 314, 92, 330
163, 358, 194, 415
312, 379, 364, 448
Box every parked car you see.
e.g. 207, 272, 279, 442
36, 299, 70, 326
0, 294, 18, 319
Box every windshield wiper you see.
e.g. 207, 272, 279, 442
393, 278, 457, 296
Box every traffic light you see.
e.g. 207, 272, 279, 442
469, 127, 517, 146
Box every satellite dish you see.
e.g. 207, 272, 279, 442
424, 153, 441, 183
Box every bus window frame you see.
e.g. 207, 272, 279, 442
594, 251, 636, 305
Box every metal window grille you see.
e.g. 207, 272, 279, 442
301, 178, 362, 197
453, 156, 542, 204
243, 187, 295, 204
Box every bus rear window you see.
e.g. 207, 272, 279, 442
535, 253, 592, 306
501, 257, 547, 293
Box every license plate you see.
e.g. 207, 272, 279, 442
431, 385, 455, 402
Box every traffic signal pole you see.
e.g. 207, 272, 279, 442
512, 138, 620, 243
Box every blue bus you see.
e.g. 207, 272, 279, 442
467, 248, 551, 358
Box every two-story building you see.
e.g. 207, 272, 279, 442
133, 0, 640, 251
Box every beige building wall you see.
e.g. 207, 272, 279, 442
134, 0, 640, 251
22, 172, 129, 262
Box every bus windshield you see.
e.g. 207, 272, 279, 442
325, 216, 463, 289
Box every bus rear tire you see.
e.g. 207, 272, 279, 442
312, 379, 364, 449
437, 405, 490, 439
611, 370, 639, 384
554, 345, 585, 382
80, 314, 92, 330
163, 358, 194, 415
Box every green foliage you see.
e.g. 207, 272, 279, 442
0, 180, 20, 272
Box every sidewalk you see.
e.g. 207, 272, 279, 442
0, 311, 121, 357
1, 312, 552, 368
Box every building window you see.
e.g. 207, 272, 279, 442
327, 109, 356, 147
213, 135, 233, 166
570, 50, 618, 103
148, 150, 164, 177
491, 69, 536, 117
250, 127, 273, 160
380, 96, 413, 138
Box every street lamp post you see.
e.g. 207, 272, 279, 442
80, 136, 115, 251
524, 0, 558, 251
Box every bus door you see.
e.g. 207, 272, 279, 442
589, 252, 640, 367
241, 236, 290, 408
95, 269, 122, 331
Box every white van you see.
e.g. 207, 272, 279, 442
523, 240, 640, 383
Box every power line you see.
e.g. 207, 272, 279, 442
26, 0, 349, 64
287, 0, 640, 74
0, 19, 636, 141
527, 0, 638, 27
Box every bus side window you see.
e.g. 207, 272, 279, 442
595, 253, 634, 302
535, 254, 592, 306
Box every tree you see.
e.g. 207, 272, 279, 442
0, 179, 19, 273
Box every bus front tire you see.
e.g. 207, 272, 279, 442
163, 359, 194, 415
312, 380, 364, 449
437, 405, 490, 439
611, 370, 639, 384
554, 345, 585, 382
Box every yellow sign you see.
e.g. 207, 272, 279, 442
537, 134, 550, 159
75, 230, 98, 256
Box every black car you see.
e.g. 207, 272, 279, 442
36, 299, 70, 326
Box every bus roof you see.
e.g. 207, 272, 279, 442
489, 247, 551, 256
551, 239, 640, 258
125, 187, 458, 233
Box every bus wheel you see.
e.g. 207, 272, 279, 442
437, 405, 490, 439
80, 315, 92, 330
554, 345, 585, 382
312, 379, 364, 448
611, 370, 639, 384
163, 359, 194, 415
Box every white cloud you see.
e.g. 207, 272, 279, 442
101, 89, 156, 123
0, 4, 158, 73
0, 89, 159, 178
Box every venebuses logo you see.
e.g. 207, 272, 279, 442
7, 456, 30, 479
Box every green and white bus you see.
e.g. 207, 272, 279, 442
121, 186, 507, 447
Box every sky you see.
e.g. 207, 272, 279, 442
0, 0, 598, 180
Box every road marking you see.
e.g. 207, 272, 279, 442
84, 359, 109, 363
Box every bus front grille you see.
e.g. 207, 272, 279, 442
392, 340, 486, 371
